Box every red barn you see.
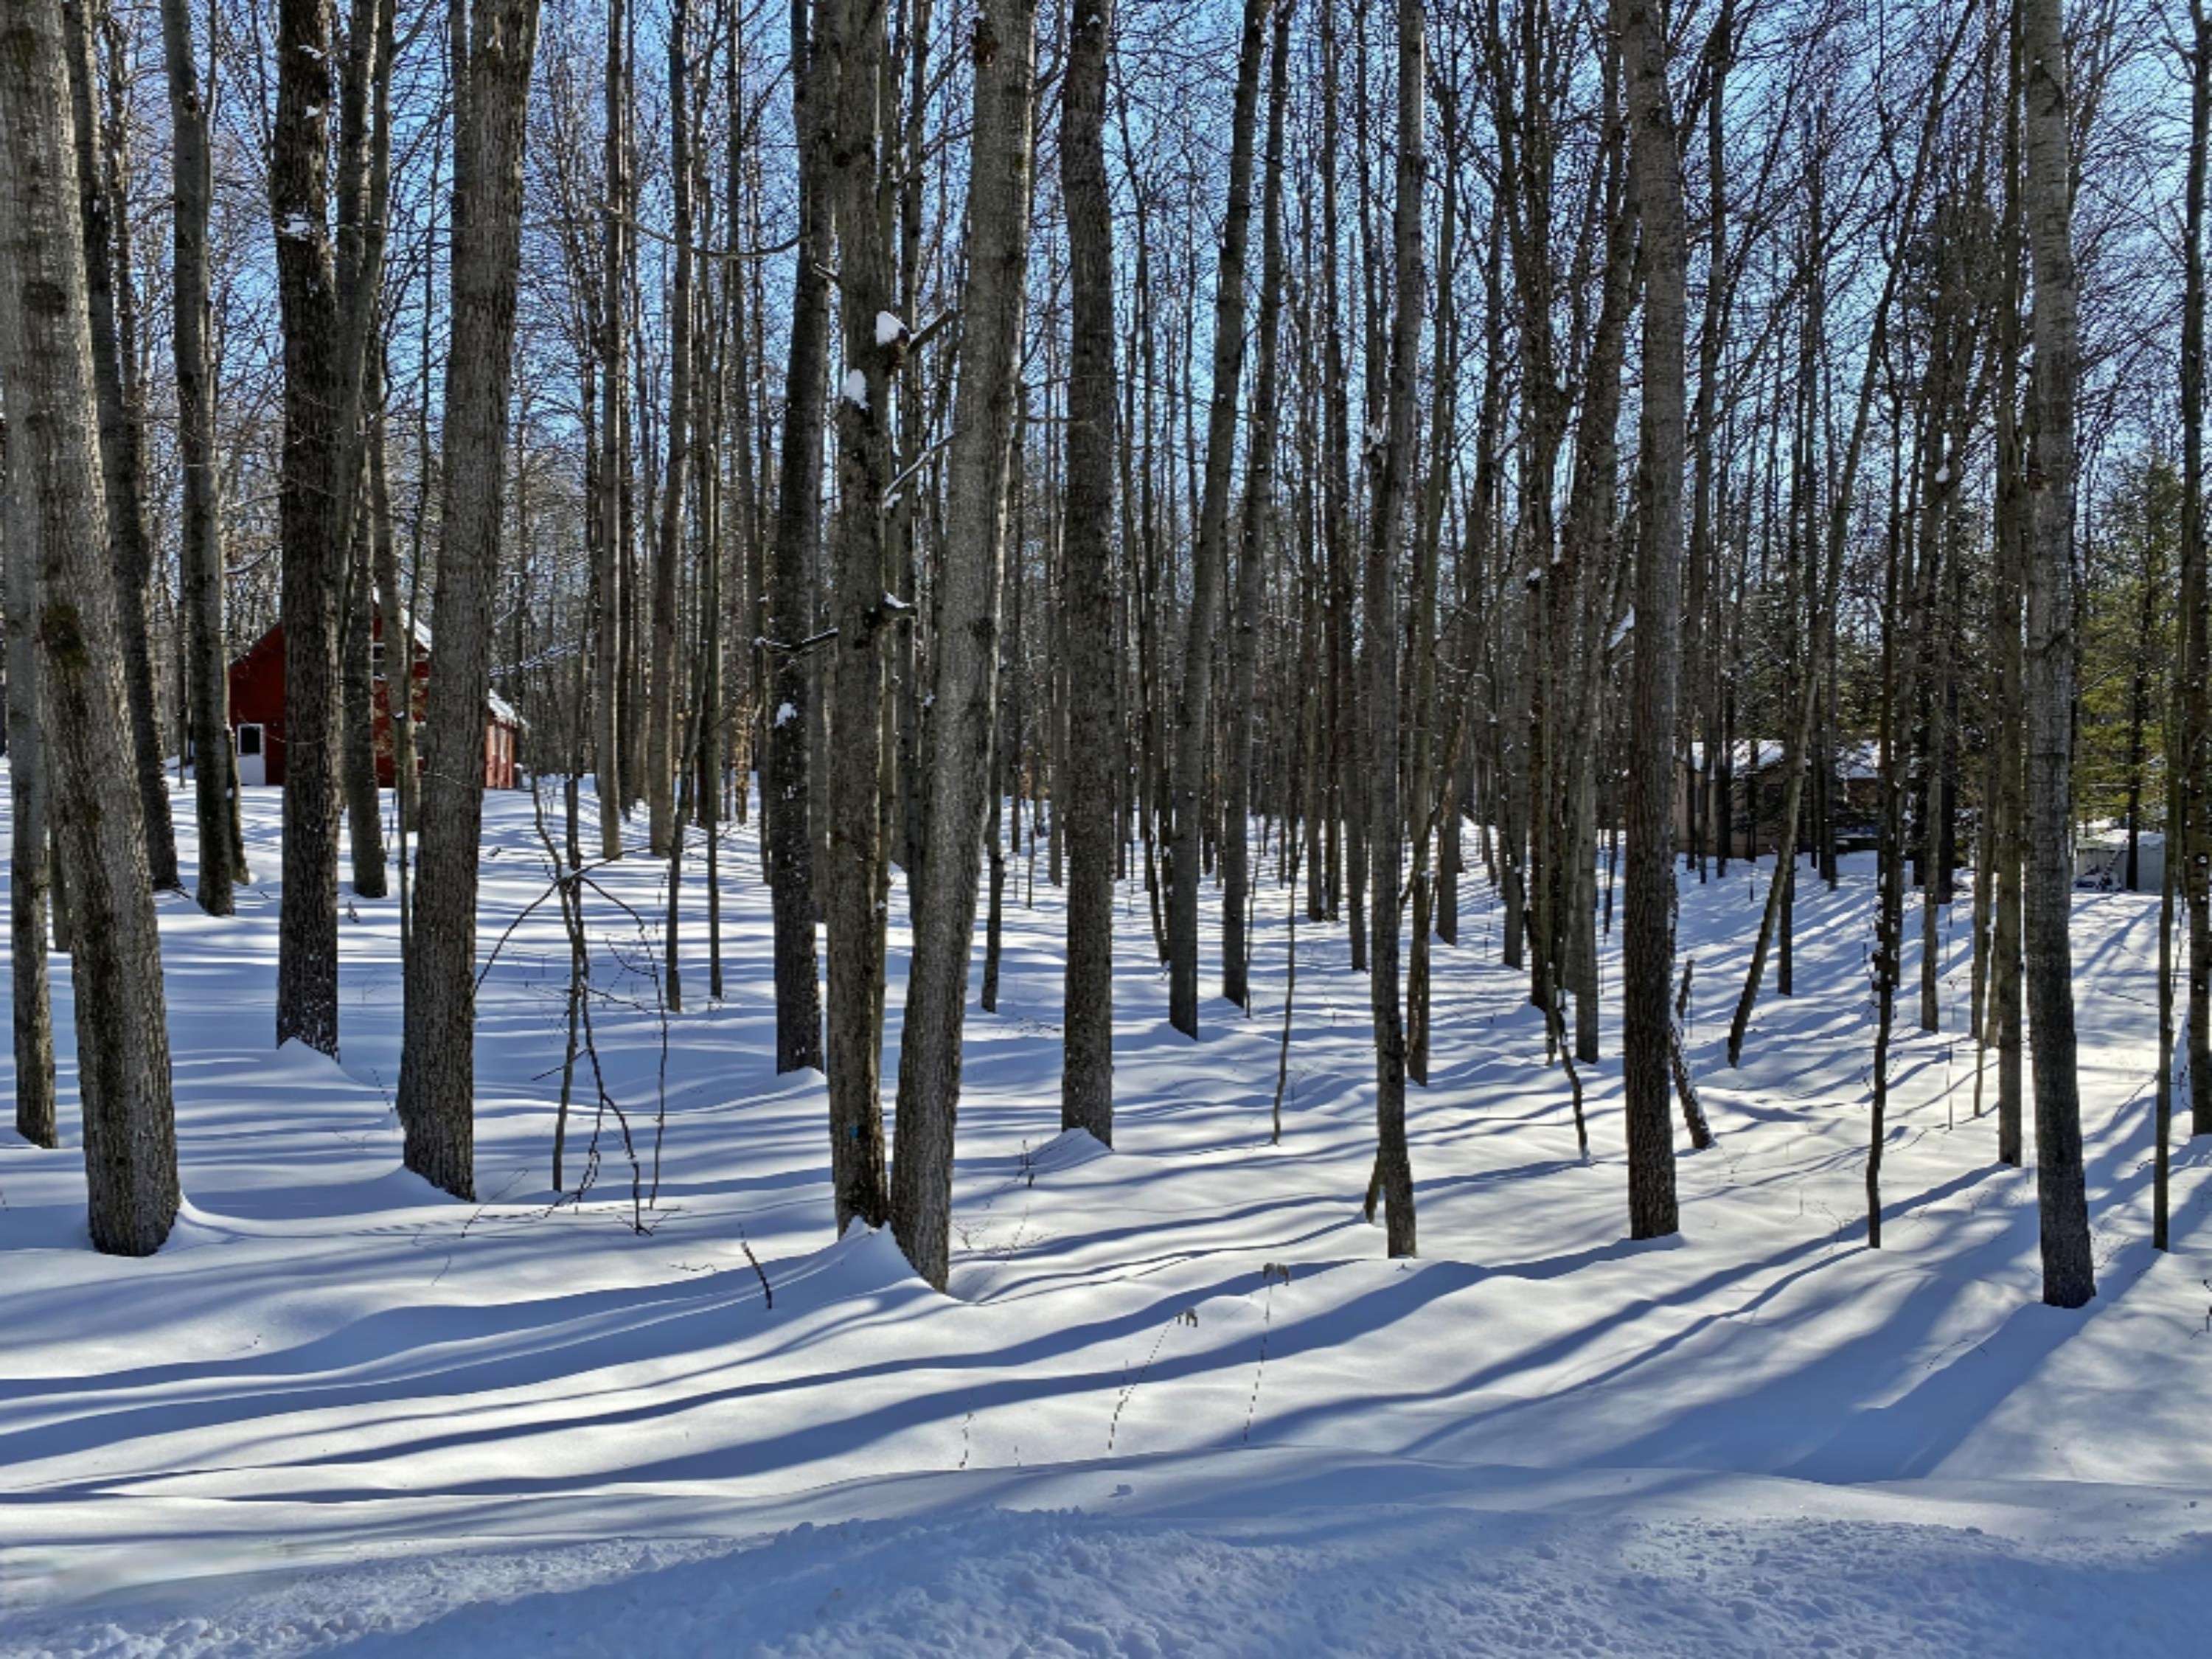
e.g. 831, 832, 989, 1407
227, 608, 523, 790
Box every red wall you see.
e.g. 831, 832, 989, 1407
227, 612, 518, 789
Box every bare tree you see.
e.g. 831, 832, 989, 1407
1617, 0, 1687, 1240
2019, 0, 2093, 1309
1059, 0, 1117, 1145
395, 0, 544, 1200
1166, 0, 1268, 1040
0, 0, 179, 1252
891, 0, 1038, 1289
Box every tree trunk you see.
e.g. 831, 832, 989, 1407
271, 0, 345, 1056
160, 0, 240, 914
1167, 0, 1268, 1040
890, 0, 1037, 1289
2019, 0, 2093, 1309
62, 0, 178, 894
0, 0, 180, 1251
2, 428, 57, 1149
1059, 0, 1116, 1145
1618, 0, 1686, 1240
764, 0, 830, 1074
1363, 0, 1422, 1260
1224, 5, 1289, 1015
394, 0, 543, 1201
824, 0, 897, 1237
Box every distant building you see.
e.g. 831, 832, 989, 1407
1676, 740, 1883, 858
226, 608, 522, 790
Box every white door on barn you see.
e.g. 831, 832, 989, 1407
237, 723, 266, 787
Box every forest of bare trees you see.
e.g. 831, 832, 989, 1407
1, 0, 2205, 1319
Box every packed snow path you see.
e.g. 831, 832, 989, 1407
3, 780, 2209, 1654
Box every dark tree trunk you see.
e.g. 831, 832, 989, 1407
1059, 0, 1117, 1145
1618, 0, 1686, 1240
764, 0, 830, 1075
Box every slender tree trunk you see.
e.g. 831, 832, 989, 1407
890, 0, 1037, 1288
394, 0, 543, 1200
0, 0, 180, 1251
1363, 0, 1422, 1259
594, 0, 628, 859
1060, 0, 1116, 1144
2019, 0, 2093, 1308
2, 431, 57, 1149
1618, 0, 1686, 1239
269, 0, 347, 1056
61, 0, 178, 894
647, 0, 692, 858
1224, 1, 1290, 1014
824, 0, 897, 1235
763, 0, 830, 1074
2186, 0, 2212, 1141
1167, 0, 1268, 1040
161, 0, 240, 914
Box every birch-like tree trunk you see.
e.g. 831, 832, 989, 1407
2019, 0, 2093, 1308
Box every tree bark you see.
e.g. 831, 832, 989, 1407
271, 0, 345, 1056
763, 0, 830, 1075
1166, 0, 1268, 1040
1618, 0, 1686, 1240
890, 0, 1037, 1288
824, 0, 897, 1236
1222, 0, 1290, 1015
2, 425, 57, 1149
2019, 0, 2093, 1308
1059, 0, 1116, 1144
1363, 0, 1422, 1260
61, 0, 178, 894
0, 0, 180, 1251
394, 0, 543, 1200
160, 0, 240, 914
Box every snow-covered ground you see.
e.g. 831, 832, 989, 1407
3, 780, 2208, 1655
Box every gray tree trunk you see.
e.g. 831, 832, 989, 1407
160, 0, 241, 914
394, 0, 543, 1201
1222, 0, 1289, 1016
2, 427, 57, 1149
1166, 0, 1268, 1040
1364, 0, 1423, 1260
0, 0, 179, 1252
2019, 0, 2093, 1309
890, 0, 1037, 1290
61, 0, 178, 894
